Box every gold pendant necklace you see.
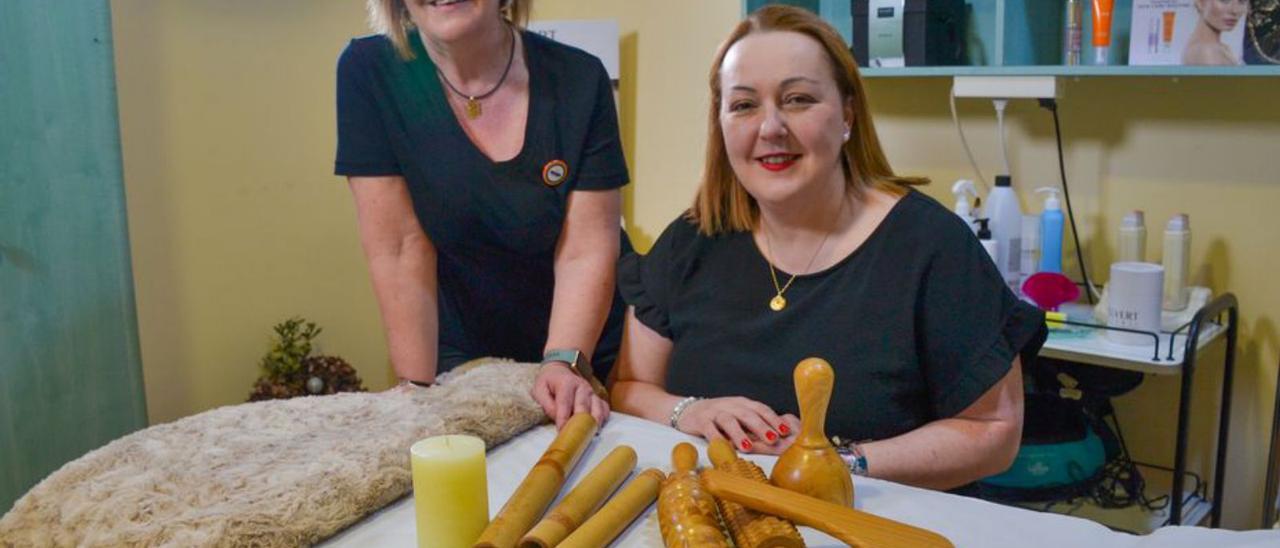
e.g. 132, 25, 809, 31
436, 25, 516, 120
465, 98, 482, 119
763, 222, 832, 312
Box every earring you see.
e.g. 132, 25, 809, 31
842, 128, 851, 142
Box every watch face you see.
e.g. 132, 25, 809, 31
571, 352, 592, 376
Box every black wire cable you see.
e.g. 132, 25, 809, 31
1039, 98, 1096, 305
1092, 405, 1179, 512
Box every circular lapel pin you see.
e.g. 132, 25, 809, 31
542, 159, 569, 187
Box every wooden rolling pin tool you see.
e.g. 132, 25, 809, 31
557, 468, 665, 548
706, 438, 805, 548
657, 442, 730, 547
520, 445, 637, 548
475, 413, 598, 548
770, 357, 854, 507
703, 469, 953, 548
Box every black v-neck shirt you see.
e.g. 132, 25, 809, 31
619, 190, 1046, 442
335, 30, 630, 380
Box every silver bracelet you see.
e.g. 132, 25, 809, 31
833, 436, 869, 477
668, 396, 702, 429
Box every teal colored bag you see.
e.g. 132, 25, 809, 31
982, 427, 1106, 489
977, 393, 1112, 502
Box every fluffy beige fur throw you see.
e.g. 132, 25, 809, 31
0, 359, 546, 547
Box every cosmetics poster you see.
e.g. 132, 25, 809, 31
1129, 0, 1246, 65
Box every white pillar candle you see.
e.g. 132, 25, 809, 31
410, 435, 488, 548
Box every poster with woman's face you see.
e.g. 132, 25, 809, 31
1129, 0, 1247, 65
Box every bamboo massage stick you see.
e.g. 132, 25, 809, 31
706, 438, 805, 548
770, 357, 854, 507
519, 445, 638, 548
557, 468, 666, 548
656, 442, 730, 547
702, 469, 954, 548
475, 413, 598, 548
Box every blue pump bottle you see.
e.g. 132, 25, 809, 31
1035, 188, 1064, 273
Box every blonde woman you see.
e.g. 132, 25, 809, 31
611, 6, 1046, 491
336, 0, 629, 428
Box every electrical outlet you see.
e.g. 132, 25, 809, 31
952, 76, 1059, 100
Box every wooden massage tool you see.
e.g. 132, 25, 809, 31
656, 442, 730, 547
519, 445, 634, 548
520, 445, 638, 548
475, 413, 598, 548
557, 468, 666, 548
706, 438, 805, 548
769, 357, 854, 507
702, 469, 953, 548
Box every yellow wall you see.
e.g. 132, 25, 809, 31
112, 0, 1277, 529
111, 0, 389, 422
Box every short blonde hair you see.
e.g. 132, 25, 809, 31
366, 0, 531, 60
690, 5, 928, 235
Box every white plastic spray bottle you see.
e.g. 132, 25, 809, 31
952, 179, 979, 234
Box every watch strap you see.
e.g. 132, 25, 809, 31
542, 348, 608, 400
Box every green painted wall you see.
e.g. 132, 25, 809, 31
0, 0, 147, 511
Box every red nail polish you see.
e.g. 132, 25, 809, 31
741, 439, 752, 451
766, 431, 777, 442
779, 424, 791, 435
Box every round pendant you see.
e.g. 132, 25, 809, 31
769, 295, 787, 311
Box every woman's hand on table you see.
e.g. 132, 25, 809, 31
531, 363, 610, 430
676, 397, 801, 456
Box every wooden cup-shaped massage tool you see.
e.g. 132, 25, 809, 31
706, 438, 804, 548
770, 357, 854, 506
656, 442, 730, 547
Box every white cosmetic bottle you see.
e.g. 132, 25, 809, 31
985, 175, 1024, 294
1162, 214, 1191, 311
1118, 210, 1146, 263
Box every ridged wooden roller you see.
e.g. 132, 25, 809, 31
706, 438, 805, 548
656, 442, 730, 547
770, 357, 854, 507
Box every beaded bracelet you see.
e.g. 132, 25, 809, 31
668, 396, 702, 429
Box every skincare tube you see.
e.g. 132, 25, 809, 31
1092, 0, 1115, 65
1148, 16, 1160, 55
1064, 0, 1083, 65
1162, 11, 1177, 53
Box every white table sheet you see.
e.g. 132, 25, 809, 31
325, 413, 1278, 547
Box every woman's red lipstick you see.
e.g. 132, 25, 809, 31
759, 154, 798, 171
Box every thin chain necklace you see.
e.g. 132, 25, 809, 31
761, 209, 838, 312
435, 24, 516, 119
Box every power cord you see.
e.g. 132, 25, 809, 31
950, 83, 989, 192
1088, 402, 1182, 513
1038, 98, 1098, 304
